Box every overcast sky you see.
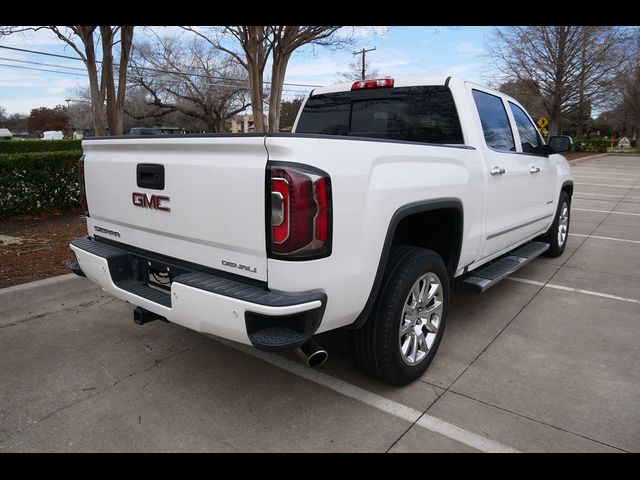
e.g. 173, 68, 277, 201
0, 26, 497, 115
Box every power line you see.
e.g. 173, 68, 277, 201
0, 61, 312, 96
0, 45, 322, 88
0, 45, 80, 61
0, 62, 86, 76
0, 56, 86, 71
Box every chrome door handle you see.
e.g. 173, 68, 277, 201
530, 166, 541, 174
490, 167, 505, 176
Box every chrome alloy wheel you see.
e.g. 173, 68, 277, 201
399, 272, 443, 366
558, 201, 569, 247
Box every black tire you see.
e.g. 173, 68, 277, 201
354, 246, 449, 385
539, 191, 571, 257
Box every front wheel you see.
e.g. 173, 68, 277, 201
540, 191, 571, 257
354, 246, 449, 385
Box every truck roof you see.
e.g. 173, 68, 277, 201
310, 76, 454, 96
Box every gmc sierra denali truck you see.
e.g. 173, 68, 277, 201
69, 76, 574, 385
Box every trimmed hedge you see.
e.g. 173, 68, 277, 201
0, 151, 83, 219
0, 139, 82, 154
573, 139, 609, 153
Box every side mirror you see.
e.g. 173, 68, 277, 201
548, 135, 573, 153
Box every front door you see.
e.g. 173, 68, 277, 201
470, 88, 544, 258
507, 100, 558, 223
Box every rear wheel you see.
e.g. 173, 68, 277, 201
354, 246, 449, 385
540, 191, 571, 257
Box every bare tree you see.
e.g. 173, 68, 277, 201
498, 79, 546, 121
67, 87, 95, 133
612, 29, 640, 142
609, 65, 640, 142
0, 26, 134, 136
268, 27, 344, 132
182, 27, 271, 131
488, 26, 631, 135
338, 57, 380, 82
182, 26, 347, 132
129, 36, 250, 133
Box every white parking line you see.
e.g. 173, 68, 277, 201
574, 192, 622, 198
578, 168, 640, 174
570, 169, 640, 176
572, 175, 638, 182
569, 233, 640, 245
572, 163, 640, 169
575, 183, 639, 189
573, 193, 640, 201
508, 277, 640, 304
572, 208, 640, 217
216, 337, 519, 453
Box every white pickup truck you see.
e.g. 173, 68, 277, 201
69, 76, 574, 385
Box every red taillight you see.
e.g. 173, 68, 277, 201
314, 178, 328, 242
79, 155, 89, 217
269, 163, 332, 259
351, 78, 394, 90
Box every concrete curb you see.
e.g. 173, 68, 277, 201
0, 274, 78, 296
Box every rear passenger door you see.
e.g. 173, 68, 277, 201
507, 101, 557, 225
471, 88, 542, 258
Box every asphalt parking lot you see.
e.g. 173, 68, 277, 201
1, 154, 639, 453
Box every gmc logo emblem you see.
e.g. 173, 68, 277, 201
132, 192, 170, 212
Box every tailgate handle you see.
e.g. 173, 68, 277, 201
137, 164, 165, 190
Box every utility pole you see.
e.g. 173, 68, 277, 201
65, 98, 72, 138
352, 47, 376, 80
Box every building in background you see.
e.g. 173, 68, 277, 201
231, 114, 269, 133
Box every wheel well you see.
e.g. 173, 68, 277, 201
391, 208, 462, 275
349, 200, 463, 330
562, 182, 573, 197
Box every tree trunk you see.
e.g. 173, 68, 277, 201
114, 26, 134, 136
82, 32, 105, 136
241, 26, 267, 132
575, 104, 584, 138
547, 27, 568, 138
576, 41, 587, 139
248, 60, 265, 131
206, 118, 217, 133
216, 117, 227, 133
268, 50, 291, 132
100, 27, 116, 136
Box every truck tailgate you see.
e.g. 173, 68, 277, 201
82, 136, 268, 281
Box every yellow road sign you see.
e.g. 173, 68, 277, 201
537, 117, 549, 129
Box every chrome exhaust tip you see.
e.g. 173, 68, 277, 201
295, 338, 328, 368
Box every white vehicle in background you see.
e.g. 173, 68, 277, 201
69, 76, 574, 385
42, 130, 64, 140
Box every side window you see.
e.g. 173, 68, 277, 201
472, 90, 515, 152
509, 102, 544, 155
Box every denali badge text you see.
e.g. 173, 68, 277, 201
132, 192, 170, 212
222, 260, 257, 273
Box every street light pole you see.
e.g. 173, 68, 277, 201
352, 47, 376, 80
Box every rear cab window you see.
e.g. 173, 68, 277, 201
296, 86, 464, 145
